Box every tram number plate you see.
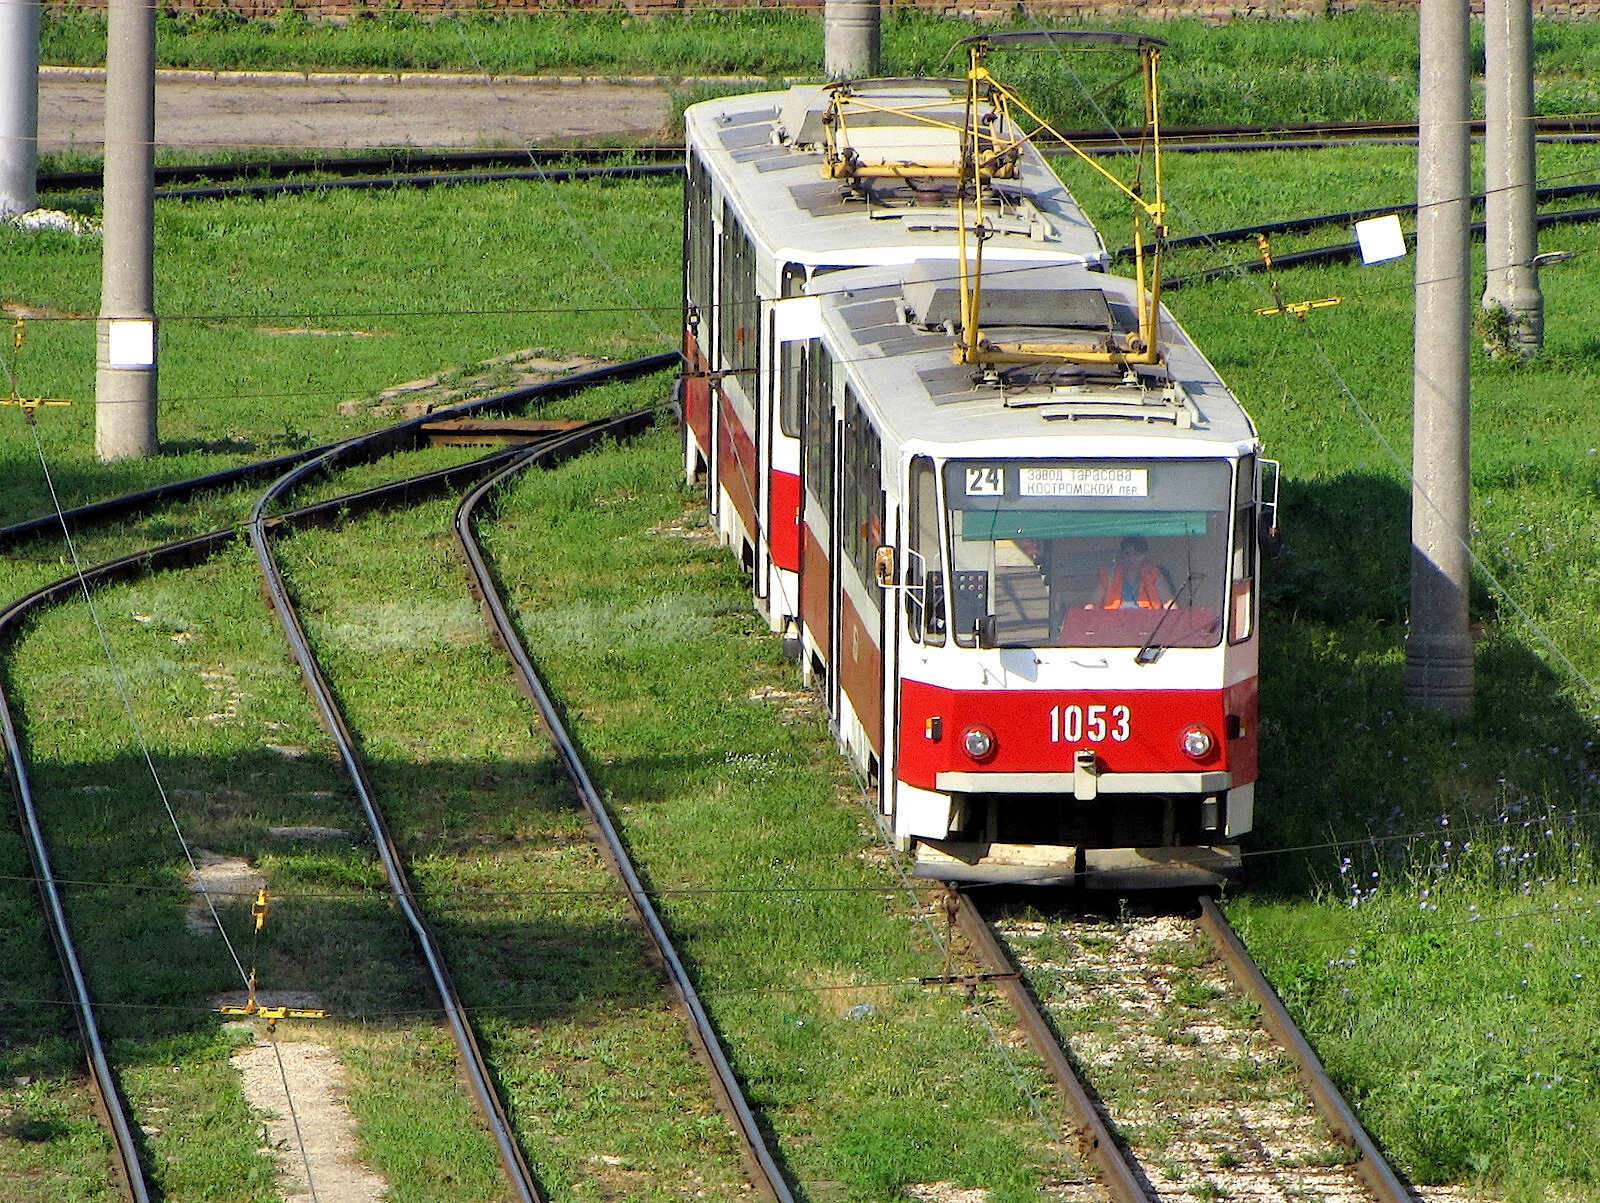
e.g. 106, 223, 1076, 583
1020, 467, 1148, 497
1049, 704, 1131, 744
964, 466, 1004, 496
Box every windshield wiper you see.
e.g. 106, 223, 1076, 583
1134, 571, 1204, 665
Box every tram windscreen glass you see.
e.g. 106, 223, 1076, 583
943, 459, 1232, 649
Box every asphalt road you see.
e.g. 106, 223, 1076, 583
38, 67, 677, 152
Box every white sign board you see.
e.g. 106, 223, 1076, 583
107, 319, 155, 368
1355, 215, 1407, 265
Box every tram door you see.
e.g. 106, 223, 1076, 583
835, 387, 886, 783
798, 340, 837, 694
769, 292, 821, 626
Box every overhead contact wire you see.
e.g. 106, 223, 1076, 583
1033, 19, 1600, 709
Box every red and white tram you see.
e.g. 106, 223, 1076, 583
682, 67, 1107, 642
682, 34, 1279, 885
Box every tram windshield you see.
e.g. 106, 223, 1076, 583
937, 458, 1234, 650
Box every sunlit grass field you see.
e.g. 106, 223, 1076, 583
34, 7, 1600, 131
4, 8, 1600, 1199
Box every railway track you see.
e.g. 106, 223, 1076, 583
33, 117, 1600, 199
954, 890, 1418, 1203
0, 355, 792, 1202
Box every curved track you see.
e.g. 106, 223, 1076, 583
955, 890, 1419, 1203
455, 444, 798, 1203
0, 356, 686, 1201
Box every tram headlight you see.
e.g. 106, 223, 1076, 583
1179, 724, 1215, 760
962, 724, 998, 762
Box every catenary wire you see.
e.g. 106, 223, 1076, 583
22, 424, 327, 1200
1028, 19, 1600, 708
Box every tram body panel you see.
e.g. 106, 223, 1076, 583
807, 262, 1268, 884
681, 77, 1276, 886
683, 82, 1109, 636
714, 377, 760, 554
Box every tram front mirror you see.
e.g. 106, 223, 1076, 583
874, 546, 897, 587
1257, 512, 1284, 559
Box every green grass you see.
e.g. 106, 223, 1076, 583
483, 423, 1077, 1201
0, 175, 680, 526
34, 9, 1600, 129
1229, 825, 1600, 1197
6, 28, 1600, 1193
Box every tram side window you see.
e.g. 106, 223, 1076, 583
779, 340, 804, 440
840, 387, 884, 615
777, 264, 805, 438
718, 201, 759, 381
1230, 456, 1257, 644
684, 155, 713, 325
906, 457, 946, 645
802, 341, 834, 504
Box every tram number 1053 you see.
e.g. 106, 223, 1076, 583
1048, 704, 1131, 744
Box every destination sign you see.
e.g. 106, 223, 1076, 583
1019, 466, 1148, 498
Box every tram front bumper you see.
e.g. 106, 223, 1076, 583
912, 839, 1241, 889
935, 769, 1232, 802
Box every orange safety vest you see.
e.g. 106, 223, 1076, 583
1099, 561, 1164, 609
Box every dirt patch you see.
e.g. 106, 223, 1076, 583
185, 849, 266, 935
906, 1185, 992, 1203
3, 300, 91, 320
269, 825, 352, 841
649, 512, 721, 545
232, 1037, 387, 1203
38, 71, 672, 153
336, 349, 604, 419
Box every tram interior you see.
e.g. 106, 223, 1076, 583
952, 526, 1228, 649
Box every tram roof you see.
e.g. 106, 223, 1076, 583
813, 260, 1259, 455
684, 84, 1108, 272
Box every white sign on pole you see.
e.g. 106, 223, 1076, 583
107, 319, 155, 367
1355, 215, 1407, 265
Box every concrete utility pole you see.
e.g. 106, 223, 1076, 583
0, 0, 42, 216
1482, 0, 1543, 356
96, 0, 159, 460
824, 0, 879, 80
1405, 0, 1474, 718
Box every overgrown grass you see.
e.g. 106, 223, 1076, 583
1230, 816, 1600, 1198
5, 45, 1600, 1194
485, 423, 1076, 1201
35, 9, 1600, 128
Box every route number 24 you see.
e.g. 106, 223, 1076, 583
1049, 704, 1131, 743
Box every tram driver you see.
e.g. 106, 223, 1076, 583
1090, 535, 1175, 610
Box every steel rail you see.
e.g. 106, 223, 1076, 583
1161, 201, 1600, 291
153, 163, 683, 203
1123, 181, 1600, 264
0, 452, 537, 1203
248, 433, 571, 1203
453, 424, 798, 1203
240, 409, 673, 1201
0, 351, 679, 548
36, 118, 1600, 197
1197, 896, 1418, 1203
0, 356, 673, 1202
39, 144, 687, 192
951, 891, 1152, 1202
